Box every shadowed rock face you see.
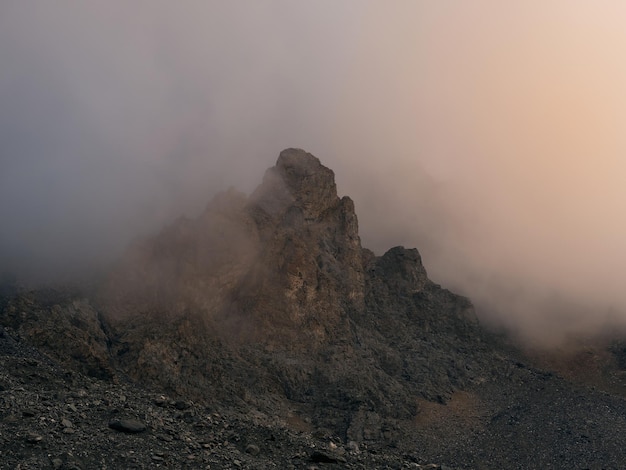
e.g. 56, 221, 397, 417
92, 148, 487, 436
239, 150, 365, 348
251, 148, 339, 222
102, 149, 367, 346
1, 292, 112, 379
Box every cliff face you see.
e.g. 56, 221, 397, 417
0, 149, 492, 447
90, 149, 490, 440
102, 149, 366, 348
6, 149, 626, 468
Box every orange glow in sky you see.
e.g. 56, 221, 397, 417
330, 2, 626, 341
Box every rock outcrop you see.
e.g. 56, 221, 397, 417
92, 148, 490, 439
6, 149, 626, 468
102, 149, 365, 347
1, 290, 112, 379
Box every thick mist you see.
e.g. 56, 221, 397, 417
3, 2, 626, 344
0, 1, 359, 280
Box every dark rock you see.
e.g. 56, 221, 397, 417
310, 450, 340, 463
174, 400, 189, 410
108, 418, 147, 433
25, 433, 43, 444
245, 443, 260, 456
154, 396, 168, 407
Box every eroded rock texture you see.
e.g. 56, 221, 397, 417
91, 149, 491, 441
6, 150, 626, 468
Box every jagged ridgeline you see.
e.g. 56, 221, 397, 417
3, 149, 496, 442
9, 149, 626, 468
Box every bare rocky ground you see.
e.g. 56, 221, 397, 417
5, 311, 626, 470
3, 149, 626, 469
0, 321, 456, 470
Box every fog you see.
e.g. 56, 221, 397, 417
2, 1, 626, 344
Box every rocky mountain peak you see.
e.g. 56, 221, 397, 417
5, 149, 626, 469
4, 148, 491, 454
372, 246, 430, 293
275, 148, 336, 194
250, 148, 339, 222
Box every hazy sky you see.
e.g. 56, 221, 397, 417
2, 1, 626, 343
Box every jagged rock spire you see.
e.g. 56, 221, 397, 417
250, 148, 339, 222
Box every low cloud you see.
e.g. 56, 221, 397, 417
3, 2, 626, 344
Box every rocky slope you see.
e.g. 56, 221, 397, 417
94, 149, 496, 435
3, 149, 626, 468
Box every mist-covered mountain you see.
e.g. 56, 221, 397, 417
98, 149, 489, 413
3, 149, 626, 469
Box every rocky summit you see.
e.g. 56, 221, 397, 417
3, 149, 626, 469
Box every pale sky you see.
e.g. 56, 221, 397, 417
2, 2, 626, 343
